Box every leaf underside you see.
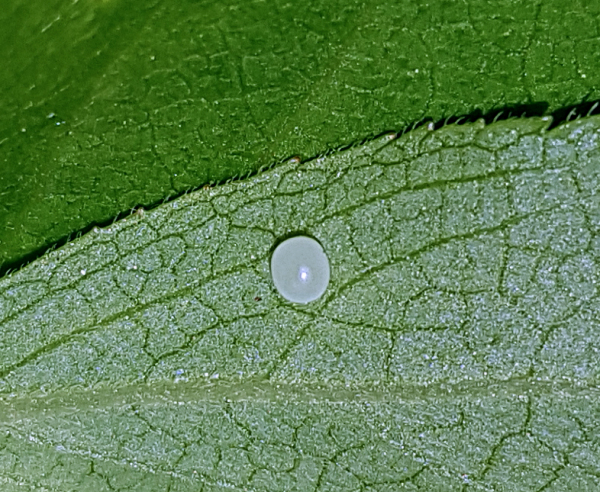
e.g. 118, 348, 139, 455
1, 116, 600, 490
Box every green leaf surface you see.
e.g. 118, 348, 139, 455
1, 115, 600, 490
2, 0, 600, 271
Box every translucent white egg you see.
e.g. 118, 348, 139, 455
270, 236, 330, 304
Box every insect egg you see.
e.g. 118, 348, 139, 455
270, 235, 330, 304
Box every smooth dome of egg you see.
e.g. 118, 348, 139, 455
270, 236, 330, 304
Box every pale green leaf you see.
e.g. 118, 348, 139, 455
1, 116, 600, 490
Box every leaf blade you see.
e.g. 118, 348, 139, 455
1, 115, 600, 489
